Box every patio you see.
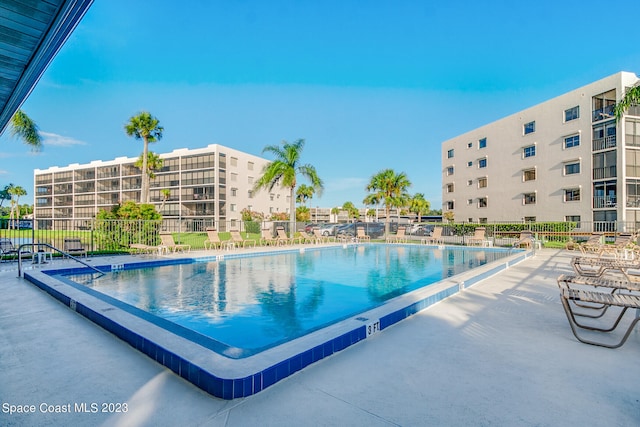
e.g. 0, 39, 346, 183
0, 249, 638, 426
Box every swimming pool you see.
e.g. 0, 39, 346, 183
25, 244, 530, 399
66, 245, 509, 357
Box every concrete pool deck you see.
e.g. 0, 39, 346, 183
1, 249, 638, 426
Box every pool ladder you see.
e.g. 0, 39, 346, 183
17, 242, 105, 278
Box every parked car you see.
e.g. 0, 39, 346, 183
317, 223, 340, 236
336, 222, 385, 239
409, 224, 434, 236
304, 223, 319, 233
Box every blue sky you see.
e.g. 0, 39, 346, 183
2, 0, 640, 208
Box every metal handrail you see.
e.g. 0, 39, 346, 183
17, 242, 105, 278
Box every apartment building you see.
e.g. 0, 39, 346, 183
441, 71, 640, 228
33, 144, 291, 230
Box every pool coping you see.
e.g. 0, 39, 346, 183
24, 244, 531, 400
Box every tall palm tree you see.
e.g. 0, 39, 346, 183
9, 110, 42, 151
614, 83, 640, 120
254, 139, 323, 236
8, 185, 27, 228
363, 169, 411, 235
409, 193, 430, 222
124, 112, 163, 203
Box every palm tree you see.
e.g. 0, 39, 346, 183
254, 139, 323, 236
160, 188, 171, 211
342, 201, 359, 222
409, 193, 430, 222
134, 151, 164, 180
296, 184, 315, 205
614, 83, 640, 120
0, 183, 14, 209
124, 112, 164, 204
363, 169, 411, 235
9, 110, 42, 151
8, 185, 27, 229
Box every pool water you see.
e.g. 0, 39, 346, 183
67, 245, 511, 356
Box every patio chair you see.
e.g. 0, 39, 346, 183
386, 226, 407, 243
467, 227, 488, 246
63, 237, 88, 258
159, 233, 191, 253
298, 230, 317, 244
260, 228, 280, 246
276, 227, 301, 245
600, 233, 637, 258
204, 228, 223, 250
557, 274, 640, 348
230, 230, 257, 248
356, 227, 371, 242
421, 226, 443, 245
313, 228, 335, 243
576, 233, 605, 255
512, 231, 534, 249
130, 243, 164, 256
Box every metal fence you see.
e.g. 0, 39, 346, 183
2, 218, 640, 258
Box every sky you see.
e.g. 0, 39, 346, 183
2, 0, 640, 209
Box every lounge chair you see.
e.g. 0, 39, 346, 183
557, 274, 640, 348
276, 227, 300, 245
130, 243, 164, 255
386, 226, 407, 243
513, 231, 534, 249
600, 233, 637, 258
63, 237, 87, 258
421, 226, 443, 245
230, 230, 256, 248
576, 233, 605, 255
356, 227, 371, 242
313, 228, 335, 243
159, 233, 191, 253
204, 228, 223, 250
467, 227, 487, 246
260, 229, 280, 246
0, 237, 31, 261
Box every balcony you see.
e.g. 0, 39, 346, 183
592, 105, 615, 122
592, 165, 617, 180
592, 135, 616, 151
593, 195, 617, 209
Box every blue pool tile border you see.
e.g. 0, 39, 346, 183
24, 245, 530, 400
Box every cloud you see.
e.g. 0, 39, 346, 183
325, 177, 367, 192
0, 169, 7, 174
40, 131, 87, 147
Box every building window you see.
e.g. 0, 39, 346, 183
467, 142, 473, 148
523, 168, 536, 181
270, 193, 275, 201
478, 158, 487, 168
523, 145, 536, 158
626, 119, 640, 147
230, 157, 238, 167
230, 204, 237, 212
524, 216, 536, 222
248, 176, 254, 184
467, 180, 473, 186
565, 188, 580, 201
447, 149, 454, 158
467, 161, 473, 167
230, 173, 238, 182
479, 138, 487, 149
467, 199, 473, 205
446, 166, 454, 176
478, 197, 487, 208
478, 177, 487, 188
565, 106, 579, 122
524, 193, 536, 205
564, 162, 580, 175
524, 121, 536, 135
247, 161, 254, 171
446, 183, 454, 193
565, 215, 581, 227
446, 201, 454, 210
230, 188, 237, 197
564, 134, 580, 149
248, 190, 254, 198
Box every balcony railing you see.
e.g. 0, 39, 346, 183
592, 135, 616, 151
592, 165, 617, 180
593, 195, 617, 208
592, 105, 615, 122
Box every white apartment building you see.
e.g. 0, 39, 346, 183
33, 144, 291, 230
441, 71, 640, 228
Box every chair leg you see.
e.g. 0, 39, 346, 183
561, 297, 640, 348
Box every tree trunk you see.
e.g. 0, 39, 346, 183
141, 137, 149, 203
289, 186, 296, 238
